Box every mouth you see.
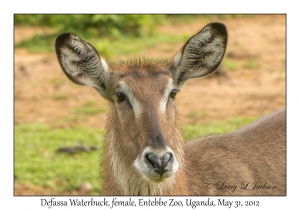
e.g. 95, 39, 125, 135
143, 171, 174, 183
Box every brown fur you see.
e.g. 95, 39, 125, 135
185, 109, 286, 195
55, 24, 286, 196
100, 61, 285, 195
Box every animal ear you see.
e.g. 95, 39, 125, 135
55, 33, 111, 100
172, 22, 228, 88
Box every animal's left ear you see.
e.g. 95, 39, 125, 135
172, 22, 228, 88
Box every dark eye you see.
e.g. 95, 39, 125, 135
116, 91, 126, 102
169, 89, 179, 99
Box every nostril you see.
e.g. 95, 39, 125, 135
146, 153, 161, 169
161, 153, 172, 166
146, 153, 173, 176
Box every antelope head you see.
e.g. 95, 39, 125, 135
55, 23, 227, 185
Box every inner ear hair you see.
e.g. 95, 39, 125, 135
173, 22, 228, 87
55, 32, 111, 100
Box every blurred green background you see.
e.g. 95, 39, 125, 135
15, 14, 282, 195
15, 14, 244, 58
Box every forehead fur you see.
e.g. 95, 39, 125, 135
109, 58, 173, 77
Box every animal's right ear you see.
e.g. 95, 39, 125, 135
55, 33, 111, 100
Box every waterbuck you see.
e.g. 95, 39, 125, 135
55, 22, 286, 195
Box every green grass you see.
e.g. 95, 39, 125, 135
166, 14, 253, 24
50, 78, 65, 87
56, 101, 106, 127
15, 30, 186, 59
14, 124, 104, 194
222, 58, 259, 71
73, 101, 106, 116
15, 33, 58, 53
187, 111, 207, 119
243, 58, 259, 69
14, 116, 257, 194
15, 14, 255, 56
91, 33, 185, 60
222, 58, 239, 71
51, 94, 70, 100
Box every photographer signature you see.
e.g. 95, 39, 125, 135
206, 181, 276, 193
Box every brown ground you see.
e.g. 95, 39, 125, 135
14, 15, 286, 195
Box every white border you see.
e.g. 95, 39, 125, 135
3, 0, 298, 209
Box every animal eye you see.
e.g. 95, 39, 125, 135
115, 91, 126, 102
169, 89, 179, 99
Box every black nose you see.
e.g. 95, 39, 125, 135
146, 153, 172, 176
